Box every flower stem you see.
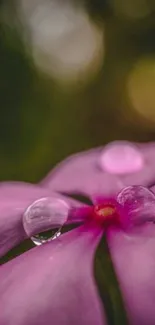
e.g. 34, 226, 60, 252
94, 235, 129, 325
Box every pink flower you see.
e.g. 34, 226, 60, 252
1, 141, 155, 325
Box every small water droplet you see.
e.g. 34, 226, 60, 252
23, 197, 69, 245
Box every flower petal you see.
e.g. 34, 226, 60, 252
40, 142, 155, 201
107, 225, 155, 325
0, 182, 82, 258
0, 224, 107, 325
40, 147, 124, 199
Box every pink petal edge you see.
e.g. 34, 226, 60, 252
40, 147, 124, 200
40, 142, 155, 203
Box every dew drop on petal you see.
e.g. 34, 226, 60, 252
23, 197, 69, 245
100, 142, 143, 174
117, 185, 155, 227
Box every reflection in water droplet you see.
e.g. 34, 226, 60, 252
31, 229, 61, 246
23, 197, 70, 245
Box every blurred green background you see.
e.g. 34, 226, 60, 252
0, 0, 155, 182
1, 2, 155, 317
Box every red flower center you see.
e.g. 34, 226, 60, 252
92, 204, 119, 226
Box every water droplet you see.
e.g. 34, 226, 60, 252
117, 185, 155, 227
100, 142, 143, 174
23, 197, 70, 245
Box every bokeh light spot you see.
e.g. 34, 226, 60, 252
127, 57, 155, 124
18, 0, 104, 86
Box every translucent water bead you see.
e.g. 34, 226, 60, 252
117, 185, 155, 228
100, 142, 143, 174
23, 197, 70, 245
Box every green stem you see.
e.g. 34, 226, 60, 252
94, 235, 129, 325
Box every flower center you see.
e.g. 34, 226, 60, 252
93, 204, 118, 226
95, 205, 115, 217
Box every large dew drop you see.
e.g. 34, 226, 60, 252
100, 142, 143, 174
117, 185, 155, 228
23, 197, 70, 245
